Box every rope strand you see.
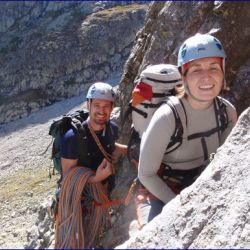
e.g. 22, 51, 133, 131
88, 122, 115, 173
55, 167, 110, 249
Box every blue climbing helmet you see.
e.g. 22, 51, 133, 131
86, 82, 115, 102
178, 33, 226, 72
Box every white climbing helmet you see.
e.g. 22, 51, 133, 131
86, 82, 115, 102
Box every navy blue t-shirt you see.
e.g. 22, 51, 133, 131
61, 120, 119, 171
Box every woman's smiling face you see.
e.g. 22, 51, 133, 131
183, 57, 224, 109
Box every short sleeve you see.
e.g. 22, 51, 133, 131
60, 129, 79, 159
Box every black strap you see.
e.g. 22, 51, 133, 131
187, 97, 229, 162
131, 106, 148, 118
140, 101, 165, 109
161, 163, 206, 190
179, 98, 188, 127
145, 77, 182, 84
201, 137, 208, 161
214, 98, 220, 143
187, 97, 229, 140
127, 128, 141, 163
152, 92, 171, 98
214, 96, 229, 144
72, 122, 88, 167
162, 164, 202, 178
165, 98, 186, 154
187, 126, 224, 140
121, 91, 172, 124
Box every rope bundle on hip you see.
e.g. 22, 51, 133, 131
55, 167, 110, 249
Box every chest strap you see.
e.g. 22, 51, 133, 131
187, 97, 229, 161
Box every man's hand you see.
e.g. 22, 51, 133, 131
112, 143, 128, 163
88, 159, 113, 183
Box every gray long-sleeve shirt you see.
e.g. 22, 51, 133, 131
138, 96, 237, 204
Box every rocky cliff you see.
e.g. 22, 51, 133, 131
118, 1, 250, 128
0, 2, 148, 124
0, 1, 250, 249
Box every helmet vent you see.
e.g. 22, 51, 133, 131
90, 86, 96, 95
181, 45, 186, 58
198, 47, 206, 51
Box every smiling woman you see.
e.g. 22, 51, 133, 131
179, 33, 227, 110
184, 57, 224, 109
136, 33, 238, 228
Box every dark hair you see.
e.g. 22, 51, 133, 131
175, 84, 185, 98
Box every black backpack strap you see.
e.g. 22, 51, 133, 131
187, 97, 229, 161
159, 163, 206, 191
131, 98, 173, 118
214, 96, 229, 145
70, 121, 88, 167
140, 100, 168, 109
127, 127, 141, 163
152, 93, 167, 98
123, 93, 173, 123
144, 77, 182, 84
131, 105, 148, 119
165, 96, 187, 154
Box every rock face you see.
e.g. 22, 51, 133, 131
117, 106, 250, 249
118, 1, 250, 123
1, 2, 250, 249
0, 2, 148, 124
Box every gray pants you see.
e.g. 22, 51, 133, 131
136, 198, 165, 228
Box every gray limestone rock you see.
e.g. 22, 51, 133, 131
0, 2, 148, 124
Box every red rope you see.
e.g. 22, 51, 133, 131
55, 167, 110, 248
55, 167, 136, 248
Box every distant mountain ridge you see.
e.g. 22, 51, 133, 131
0, 2, 148, 124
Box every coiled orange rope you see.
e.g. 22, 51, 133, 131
55, 167, 110, 249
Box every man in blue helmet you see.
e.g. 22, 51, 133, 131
61, 82, 127, 184
137, 33, 237, 228
56, 82, 127, 248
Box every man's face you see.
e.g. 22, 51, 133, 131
88, 99, 113, 127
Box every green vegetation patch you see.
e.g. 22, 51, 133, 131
0, 167, 57, 203
99, 4, 147, 15
86, 3, 148, 21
